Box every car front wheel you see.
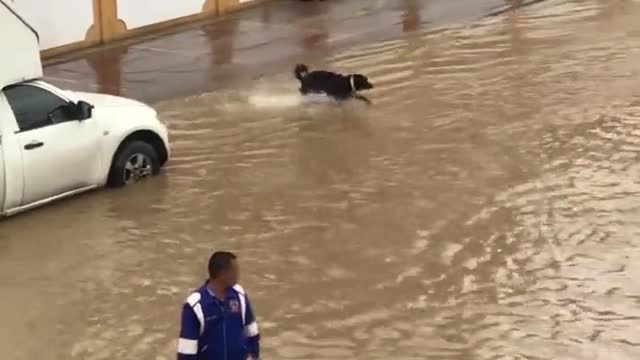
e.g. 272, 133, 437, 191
108, 141, 160, 187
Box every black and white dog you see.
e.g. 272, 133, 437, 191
294, 64, 374, 105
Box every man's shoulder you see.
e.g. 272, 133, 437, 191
185, 292, 202, 307
232, 284, 247, 297
184, 285, 207, 306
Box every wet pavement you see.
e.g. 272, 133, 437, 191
43, 0, 523, 103
4, 0, 640, 359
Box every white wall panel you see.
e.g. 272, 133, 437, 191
0, 0, 42, 89
13, 0, 93, 50
117, 0, 204, 30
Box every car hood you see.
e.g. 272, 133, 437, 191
71, 91, 151, 110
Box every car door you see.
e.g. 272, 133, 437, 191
3, 83, 102, 206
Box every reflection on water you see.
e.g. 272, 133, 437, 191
3, 0, 640, 359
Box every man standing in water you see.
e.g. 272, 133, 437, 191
177, 251, 260, 360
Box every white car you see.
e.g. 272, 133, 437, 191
0, 80, 170, 217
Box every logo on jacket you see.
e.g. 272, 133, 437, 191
229, 299, 240, 313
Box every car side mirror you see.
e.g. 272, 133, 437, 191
76, 101, 94, 120
48, 104, 74, 123
48, 101, 94, 123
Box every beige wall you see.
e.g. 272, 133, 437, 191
9, 0, 263, 56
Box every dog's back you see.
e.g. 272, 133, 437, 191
294, 64, 373, 105
295, 64, 352, 98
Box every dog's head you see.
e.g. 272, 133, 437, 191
295, 64, 310, 80
352, 74, 374, 91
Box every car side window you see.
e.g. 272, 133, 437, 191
4, 84, 71, 132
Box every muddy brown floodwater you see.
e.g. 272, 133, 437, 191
3, 0, 640, 359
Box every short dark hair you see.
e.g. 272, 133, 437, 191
208, 251, 237, 279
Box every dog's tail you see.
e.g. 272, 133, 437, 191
294, 64, 309, 80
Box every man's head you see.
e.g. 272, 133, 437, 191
208, 251, 239, 287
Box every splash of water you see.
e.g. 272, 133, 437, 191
248, 91, 331, 109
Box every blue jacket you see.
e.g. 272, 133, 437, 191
177, 282, 260, 360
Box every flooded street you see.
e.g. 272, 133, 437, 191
3, 0, 640, 359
